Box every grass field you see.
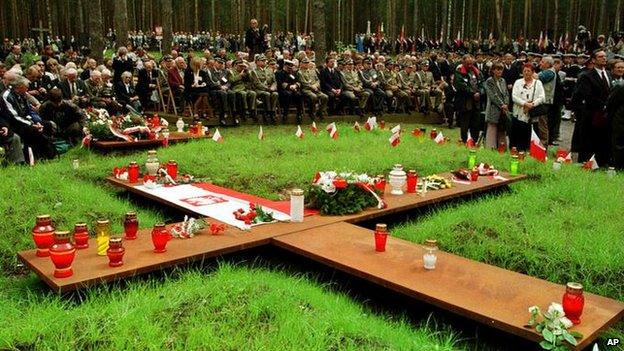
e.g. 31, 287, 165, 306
1, 121, 622, 350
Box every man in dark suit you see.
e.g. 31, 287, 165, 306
276, 60, 304, 124
59, 68, 89, 107
428, 53, 443, 82
320, 57, 355, 113
571, 50, 612, 166
114, 71, 142, 112
245, 19, 265, 58
136, 61, 159, 108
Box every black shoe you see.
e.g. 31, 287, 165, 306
251, 111, 258, 122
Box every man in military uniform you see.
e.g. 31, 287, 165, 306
250, 55, 279, 124
561, 53, 579, 120
398, 63, 419, 112
380, 60, 409, 113
297, 57, 328, 120
416, 60, 444, 114
4, 45, 24, 69
208, 58, 237, 125
229, 60, 257, 121
359, 58, 385, 115
341, 59, 368, 117
275, 60, 304, 124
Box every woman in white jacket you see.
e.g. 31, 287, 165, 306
511, 63, 545, 150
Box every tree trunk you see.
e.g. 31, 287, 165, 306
211, 0, 215, 32
312, 0, 326, 64
304, 0, 310, 34
523, 0, 529, 37
597, 0, 607, 34
441, 0, 448, 41
493, 0, 503, 38
615, 0, 622, 31
553, 0, 559, 39
414, 0, 419, 36
87, 0, 105, 61
115, 0, 129, 48
161, 0, 173, 53
270, 0, 275, 31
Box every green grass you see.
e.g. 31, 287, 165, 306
1, 122, 622, 350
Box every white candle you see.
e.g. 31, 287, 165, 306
423, 253, 437, 270
290, 189, 304, 222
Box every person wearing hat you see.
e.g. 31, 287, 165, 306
379, 60, 409, 113
229, 59, 257, 121
250, 54, 279, 123
207, 58, 237, 125
275, 59, 304, 124
297, 57, 328, 120
398, 64, 419, 113
340, 59, 368, 117
359, 58, 385, 115
416, 60, 443, 114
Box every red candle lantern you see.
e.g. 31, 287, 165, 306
374, 223, 389, 252
470, 169, 479, 182
562, 282, 585, 325
511, 147, 518, 156
406, 170, 418, 193
123, 212, 139, 240
106, 237, 125, 267
151, 223, 171, 253
49, 231, 76, 278
379, 120, 386, 129
73, 222, 90, 249
166, 160, 178, 180
375, 175, 386, 193
430, 128, 438, 140
498, 142, 506, 154
32, 214, 55, 257
128, 161, 140, 183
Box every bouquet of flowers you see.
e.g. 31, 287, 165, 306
526, 302, 583, 350
306, 171, 385, 215
83, 108, 159, 144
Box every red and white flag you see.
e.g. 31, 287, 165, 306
310, 121, 318, 134
564, 152, 572, 163
364, 116, 377, 131
389, 132, 400, 147
434, 131, 445, 144
258, 126, 265, 140
353, 121, 361, 132
466, 130, 475, 148
328, 123, 339, 140
529, 129, 547, 162
212, 128, 223, 143
295, 125, 305, 139
391, 124, 401, 134
583, 154, 599, 170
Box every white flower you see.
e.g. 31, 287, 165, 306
318, 178, 336, 193
560, 316, 573, 329
528, 306, 540, 314
548, 302, 565, 318
356, 174, 371, 183
161, 119, 169, 127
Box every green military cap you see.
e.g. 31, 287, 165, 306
284, 59, 295, 66
614, 54, 624, 60
255, 54, 266, 61
337, 58, 345, 65
363, 57, 373, 63
563, 53, 576, 58
386, 59, 395, 65
552, 54, 562, 59
345, 59, 354, 65
215, 58, 225, 64
268, 59, 277, 64
578, 54, 590, 59
420, 60, 429, 66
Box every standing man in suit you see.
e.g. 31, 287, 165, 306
136, 61, 159, 108
571, 50, 612, 166
245, 19, 265, 58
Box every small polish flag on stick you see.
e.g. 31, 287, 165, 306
466, 130, 475, 148
212, 128, 223, 143
583, 154, 599, 170
310, 121, 318, 134
434, 131, 445, 144
354, 121, 361, 132
28, 147, 35, 166
295, 125, 305, 139
258, 126, 265, 140
390, 124, 401, 134
529, 129, 547, 162
327, 122, 338, 139
364, 116, 377, 131
389, 131, 400, 147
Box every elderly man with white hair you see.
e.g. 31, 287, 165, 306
59, 67, 88, 107
1, 76, 56, 160
537, 55, 557, 146
115, 71, 142, 112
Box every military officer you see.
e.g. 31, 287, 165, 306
398, 63, 419, 112
341, 59, 368, 116
229, 59, 257, 121
275, 60, 304, 124
208, 58, 237, 125
416, 60, 444, 114
380, 60, 409, 113
250, 54, 279, 124
359, 58, 385, 115
297, 57, 328, 120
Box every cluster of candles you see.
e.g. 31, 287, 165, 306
126, 150, 179, 184
371, 223, 586, 323
467, 148, 523, 177
31, 213, 173, 279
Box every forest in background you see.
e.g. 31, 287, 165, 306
0, 0, 622, 53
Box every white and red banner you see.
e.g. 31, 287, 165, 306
133, 184, 291, 230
